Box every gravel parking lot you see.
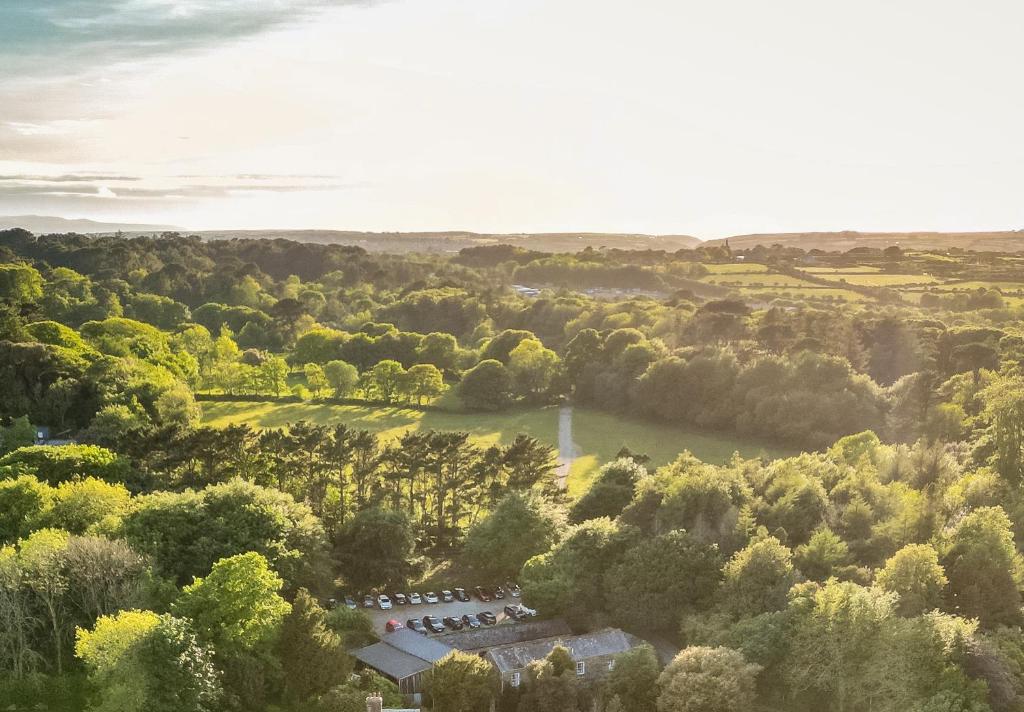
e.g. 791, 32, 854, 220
361, 594, 521, 636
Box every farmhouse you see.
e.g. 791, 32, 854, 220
486, 628, 639, 690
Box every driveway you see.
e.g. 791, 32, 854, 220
362, 595, 520, 636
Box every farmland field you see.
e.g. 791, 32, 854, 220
703, 263, 770, 274
814, 273, 940, 286
703, 273, 816, 287
200, 400, 793, 495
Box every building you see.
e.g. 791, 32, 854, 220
484, 628, 639, 690
364, 691, 419, 712
353, 622, 640, 699
352, 629, 453, 696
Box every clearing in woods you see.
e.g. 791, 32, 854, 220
201, 400, 793, 495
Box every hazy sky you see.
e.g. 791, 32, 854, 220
1, 0, 1023, 236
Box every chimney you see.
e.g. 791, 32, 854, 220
366, 691, 384, 712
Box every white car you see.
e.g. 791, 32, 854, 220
409, 592, 423, 605
424, 591, 440, 604
377, 594, 392, 610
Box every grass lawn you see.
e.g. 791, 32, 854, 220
201, 400, 794, 496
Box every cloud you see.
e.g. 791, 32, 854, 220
0, 1, 359, 70
0, 173, 356, 203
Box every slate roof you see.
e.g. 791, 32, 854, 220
352, 629, 455, 680
485, 628, 636, 673
438, 619, 573, 652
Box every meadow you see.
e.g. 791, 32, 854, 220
201, 400, 793, 495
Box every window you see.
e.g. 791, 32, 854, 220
576, 661, 586, 676
608, 660, 616, 671
510, 672, 521, 688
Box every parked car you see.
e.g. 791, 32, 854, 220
441, 589, 454, 602
385, 619, 404, 632
407, 618, 427, 634
454, 587, 470, 602
504, 604, 528, 621
474, 586, 492, 602
424, 591, 440, 604
409, 592, 423, 605
362, 594, 375, 608
393, 592, 408, 605
504, 604, 536, 620
493, 586, 506, 600
505, 582, 521, 597
423, 615, 445, 633
344, 595, 357, 609
377, 594, 392, 610
478, 611, 497, 625
461, 613, 482, 629
442, 616, 464, 630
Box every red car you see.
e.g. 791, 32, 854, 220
385, 619, 404, 632
474, 586, 492, 602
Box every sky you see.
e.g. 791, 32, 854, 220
1, 0, 1023, 237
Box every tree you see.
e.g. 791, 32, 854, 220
18, 528, 70, 674
459, 359, 514, 411
46, 477, 130, 534
364, 360, 406, 403
172, 552, 291, 652
417, 332, 460, 373
76, 611, 222, 712
0, 474, 52, 544
323, 360, 359, 398
982, 376, 1024, 485
604, 531, 722, 631
259, 356, 290, 396
603, 644, 660, 712
794, 528, 849, 582
942, 506, 1023, 627
404, 363, 446, 404
463, 493, 565, 579
515, 645, 580, 712
0, 415, 35, 455
876, 544, 947, 616
336, 507, 416, 590
569, 458, 645, 524
656, 646, 760, 712
721, 536, 796, 617
508, 338, 561, 401
0, 443, 131, 485
427, 650, 499, 712
305, 363, 330, 398
277, 589, 352, 703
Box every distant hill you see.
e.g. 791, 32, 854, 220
190, 230, 703, 253
0, 215, 179, 234
707, 230, 1024, 252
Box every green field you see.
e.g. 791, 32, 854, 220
703, 263, 770, 274
703, 273, 814, 287
815, 273, 940, 286
201, 400, 793, 495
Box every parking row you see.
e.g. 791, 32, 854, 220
332, 582, 522, 611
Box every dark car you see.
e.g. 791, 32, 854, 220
505, 582, 521, 597
407, 618, 427, 634
474, 586, 492, 602
385, 619, 404, 632
504, 604, 528, 621
393, 592, 408, 605
344, 595, 357, 609
362, 594, 375, 608
454, 587, 470, 602
493, 586, 506, 600
478, 611, 497, 625
442, 616, 464, 630
441, 589, 454, 603
422, 615, 445, 633
461, 613, 481, 629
